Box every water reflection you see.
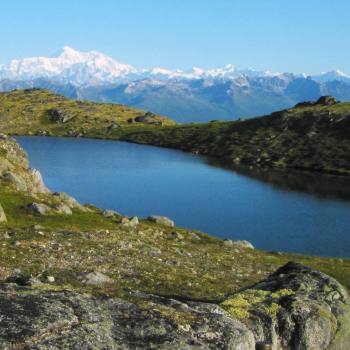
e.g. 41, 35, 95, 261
205, 158, 350, 202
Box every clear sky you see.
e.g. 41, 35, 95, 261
1, 0, 349, 74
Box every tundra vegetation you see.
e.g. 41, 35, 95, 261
0, 90, 349, 348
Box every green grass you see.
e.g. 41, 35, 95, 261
0, 89, 174, 137
0, 89, 350, 301
0, 184, 349, 301
1, 89, 350, 175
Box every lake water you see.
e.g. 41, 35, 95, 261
17, 136, 350, 258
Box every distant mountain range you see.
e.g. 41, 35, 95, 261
1, 46, 350, 122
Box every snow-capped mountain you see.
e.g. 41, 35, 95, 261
0, 46, 137, 85
312, 70, 350, 83
1, 46, 343, 86
1, 46, 349, 87
1, 47, 350, 123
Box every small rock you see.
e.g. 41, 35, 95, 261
103, 209, 120, 218
0, 203, 7, 223
150, 248, 162, 256
129, 216, 139, 225
223, 239, 233, 246
30, 169, 49, 194
80, 271, 115, 286
32, 224, 45, 230
170, 231, 184, 240
47, 276, 55, 283
2, 232, 10, 239
233, 240, 255, 249
187, 232, 200, 240
122, 216, 139, 227
46, 108, 74, 123
26, 202, 51, 216
147, 215, 175, 227
55, 203, 73, 215
6, 273, 42, 287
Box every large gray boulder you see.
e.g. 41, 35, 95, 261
0, 263, 348, 349
221, 262, 350, 349
0, 285, 255, 349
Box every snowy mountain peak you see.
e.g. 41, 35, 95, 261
0, 47, 349, 86
56, 46, 88, 61
313, 70, 350, 83
0, 47, 137, 85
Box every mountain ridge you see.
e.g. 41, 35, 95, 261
1, 46, 349, 86
1, 47, 350, 123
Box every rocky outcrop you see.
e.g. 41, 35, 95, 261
46, 108, 74, 123
294, 96, 338, 108
0, 135, 49, 194
0, 263, 348, 349
0, 284, 255, 349
221, 262, 350, 349
51, 192, 90, 212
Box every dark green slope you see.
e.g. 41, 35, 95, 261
119, 96, 350, 175
0, 89, 349, 175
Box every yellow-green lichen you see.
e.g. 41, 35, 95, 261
221, 288, 294, 320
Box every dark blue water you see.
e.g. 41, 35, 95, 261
17, 136, 350, 258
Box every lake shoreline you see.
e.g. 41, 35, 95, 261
1, 90, 350, 178
16, 135, 350, 258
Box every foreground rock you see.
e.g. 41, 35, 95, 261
0, 284, 254, 349
0, 263, 348, 349
221, 262, 350, 349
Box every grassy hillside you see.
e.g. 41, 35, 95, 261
0, 89, 350, 175
0, 135, 349, 301
1, 92, 350, 347
118, 97, 350, 175
0, 88, 174, 137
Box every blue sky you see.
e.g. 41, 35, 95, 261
1, 0, 349, 73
